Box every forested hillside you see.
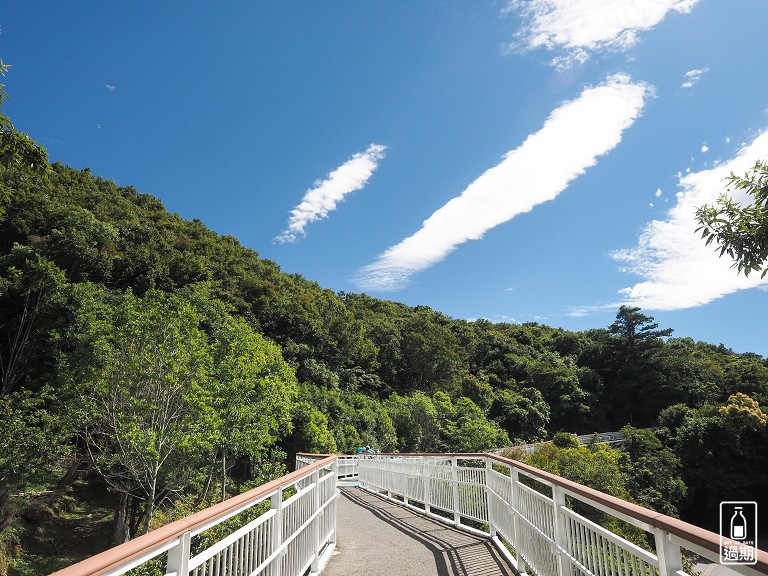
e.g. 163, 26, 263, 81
1, 145, 767, 571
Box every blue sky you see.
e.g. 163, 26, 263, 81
3, 1, 768, 354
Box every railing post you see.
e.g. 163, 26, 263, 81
551, 485, 569, 576
311, 469, 321, 574
510, 468, 526, 575
485, 458, 496, 538
165, 530, 190, 576
654, 527, 683, 576
424, 457, 432, 515
270, 487, 284, 576
331, 459, 338, 546
451, 456, 461, 527
508, 466, 530, 576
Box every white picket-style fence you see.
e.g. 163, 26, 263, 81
51, 455, 339, 576
297, 453, 357, 481
50, 451, 768, 576
349, 453, 767, 576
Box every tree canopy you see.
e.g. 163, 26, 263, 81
696, 159, 768, 278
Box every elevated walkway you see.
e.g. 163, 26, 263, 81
325, 487, 514, 576
52, 453, 768, 576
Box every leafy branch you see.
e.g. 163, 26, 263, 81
695, 159, 768, 278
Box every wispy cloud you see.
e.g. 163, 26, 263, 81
577, 130, 768, 313
105, 83, 116, 91
356, 74, 651, 291
275, 144, 386, 244
505, 0, 700, 68
681, 67, 708, 88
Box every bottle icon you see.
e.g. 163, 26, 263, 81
730, 507, 747, 540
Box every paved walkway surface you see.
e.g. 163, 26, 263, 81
323, 487, 515, 576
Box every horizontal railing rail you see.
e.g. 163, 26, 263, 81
297, 453, 359, 480
348, 452, 767, 576
50, 451, 768, 576
51, 455, 339, 576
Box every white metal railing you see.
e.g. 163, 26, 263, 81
356, 453, 768, 576
51, 456, 339, 576
297, 453, 358, 480
47, 451, 768, 576
574, 431, 626, 445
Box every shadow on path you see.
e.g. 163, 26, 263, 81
323, 487, 514, 576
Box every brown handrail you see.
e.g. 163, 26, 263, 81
329, 451, 768, 574
486, 454, 767, 565
50, 455, 337, 576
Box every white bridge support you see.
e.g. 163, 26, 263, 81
51, 452, 768, 576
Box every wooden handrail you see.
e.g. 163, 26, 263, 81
50, 455, 337, 576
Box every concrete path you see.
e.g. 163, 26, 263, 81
323, 487, 515, 576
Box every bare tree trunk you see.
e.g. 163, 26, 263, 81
0, 290, 43, 397
111, 492, 130, 546
141, 481, 156, 536
129, 496, 141, 539
0, 483, 14, 535
197, 468, 213, 506
221, 450, 226, 502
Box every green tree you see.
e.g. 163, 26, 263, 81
0, 59, 50, 220
0, 248, 80, 540
460, 373, 494, 412
397, 308, 467, 393
45, 206, 119, 283
385, 392, 441, 452
659, 394, 768, 527
490, 387, 550, 443
527, 442, 628, 499
605, 307, 673, 426
524, 353, 593, 431
443, 397, 509, 453
617, 426, 686, 516
338, 393, 397, 452
287, 402, 338, 455
207, 314, 297, 500
609, 306, 673, 351
552, 431, 579, 448
696, 160, 768, 278
87, 290, 213, 539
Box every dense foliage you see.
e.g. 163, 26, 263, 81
1, 133, 766, 570
696, 160, 768, 278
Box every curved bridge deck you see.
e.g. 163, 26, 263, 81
324, 487, 515, 576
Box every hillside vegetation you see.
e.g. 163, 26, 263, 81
1, 138, 766, 571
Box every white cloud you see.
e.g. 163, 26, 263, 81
655, 188, 663, 197
681, 67, 709, 88
105, 84, 116, 91
701, 144, 709, 153
505, 0, 699, 68
607, 130, 768, 310
356, 74, 650, 291
275, 144, 386, 243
